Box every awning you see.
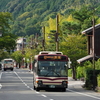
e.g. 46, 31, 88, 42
82, 23, 100, 34
77, 55, 93, 64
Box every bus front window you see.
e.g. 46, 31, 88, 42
38, 61, 68, 77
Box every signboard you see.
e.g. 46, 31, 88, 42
38, 55, 67, 61
44, 56, 61, 60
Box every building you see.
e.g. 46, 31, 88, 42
77, 24, 100, 63
16, 37, 27, 51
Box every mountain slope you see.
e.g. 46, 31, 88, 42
0, 0, 100, 36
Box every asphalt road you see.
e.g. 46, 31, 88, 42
0, 68, 100, 100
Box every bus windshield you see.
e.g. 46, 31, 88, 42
38, 61, 68, 77
4, 60, 13, 63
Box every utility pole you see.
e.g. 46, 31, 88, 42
36, 33, 38, 42
31, 36, 34, 49
91, 1, 96, 90
22, 37, 25, 68
56, 15, 59, 51
42, 26, 45, 51
92, 18, 96, 90
35, 33, 38, 47
33, 33, 38, 48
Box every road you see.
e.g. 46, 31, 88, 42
0, 68, 100, 100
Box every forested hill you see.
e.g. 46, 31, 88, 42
0, 0, 100, 36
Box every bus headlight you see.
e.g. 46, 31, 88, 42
36, 80, 43, 85
62, 81, 67, 87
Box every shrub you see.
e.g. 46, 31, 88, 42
97, 74, 100, 87
68, 69, 72, 77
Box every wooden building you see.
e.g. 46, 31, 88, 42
77, 24, 100, 63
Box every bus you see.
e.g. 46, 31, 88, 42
2, 58, 14, 71
33, 51, 69, 91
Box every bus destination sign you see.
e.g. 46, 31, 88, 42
38, 55, 67, 61
44, 56, 61, 60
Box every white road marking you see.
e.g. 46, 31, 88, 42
14, 71, 29, 88
14, 71, 54, 100
35, 91, 39, 94
27, 86, 30, 88
0, 84, 2, 89
67, 89, 100, 100
0, 72, 2, 79
30, 88, 33, 91
1, 71, 100, 100
0, 72, 2, 89
41, 94, 47, 97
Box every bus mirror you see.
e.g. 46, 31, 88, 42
65, 64, 67, 67
68, 58, 71, 68
68, 61, 71, 68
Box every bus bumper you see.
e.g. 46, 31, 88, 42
36, 82, 68, 89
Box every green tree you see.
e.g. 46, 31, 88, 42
61, 21, 81, 35
0, 12, 12, 33
72, 6, 100, 31
11, 50, 23, 68
0, 50, 10, 61
0, 33, 17, 52
76, 61, 93, 79
95, 59, 100, 70
24, 48, 39, 64
60, 34, 87, 79
0, 12, 17, 53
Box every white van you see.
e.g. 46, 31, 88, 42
2, 58, 14, 71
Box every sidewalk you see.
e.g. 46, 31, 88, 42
68, 77, 85, 88
68, 77, 91, 93
68, 77, 100, 98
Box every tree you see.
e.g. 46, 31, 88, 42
61, 21, 81, 35
0, 12, 17, 52
0, 12, 12, 33
24, 48, 39, 63
0, 33, 17, 52
72, 6, 100, 31
0, 50, 10, 61
11, 51, 23, 68
0, 12, 17, 53
60, 34, 87, 79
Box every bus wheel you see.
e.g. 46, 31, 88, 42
36, 88, 40, 91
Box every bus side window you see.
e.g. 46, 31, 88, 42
34, 62, 37, 67
34, 61, 38, 73
33, 60, 36, 71
33, 60, 35, 70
